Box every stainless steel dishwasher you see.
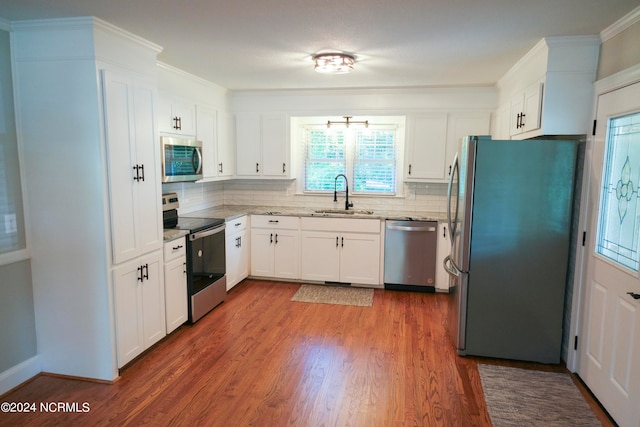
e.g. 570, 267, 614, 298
384, 220, 437, 292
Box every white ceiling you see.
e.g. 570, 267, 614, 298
0, 0, 638, 91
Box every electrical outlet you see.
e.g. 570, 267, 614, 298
4, 214, 17, 234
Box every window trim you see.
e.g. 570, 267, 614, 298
294, 115, 405, 197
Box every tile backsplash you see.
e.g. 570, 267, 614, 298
162, 180, 448, 215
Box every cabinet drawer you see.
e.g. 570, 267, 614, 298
226, 215, 248, 233
164, 237, 186, 262
300, 217, 380, 233
251, 215, 299, 229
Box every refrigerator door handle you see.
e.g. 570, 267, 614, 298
443, 255, 461, 278
446, 153, 459, 246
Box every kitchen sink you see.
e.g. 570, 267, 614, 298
313, 209, 374, 215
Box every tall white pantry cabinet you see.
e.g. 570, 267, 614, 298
13, 18, 164, 381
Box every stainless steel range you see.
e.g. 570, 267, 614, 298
163, 193, 226, 322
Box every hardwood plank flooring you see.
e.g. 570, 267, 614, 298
0, 279, 614, 426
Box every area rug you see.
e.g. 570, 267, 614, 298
291, 284, 374, 307
478, 364, 600, 427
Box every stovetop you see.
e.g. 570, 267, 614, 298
170, 217, 225, 233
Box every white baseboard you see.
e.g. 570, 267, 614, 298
0, 356, 41, 396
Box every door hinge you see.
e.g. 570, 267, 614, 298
574, 335, 578, 350
592, 119, 597, 136
582, 231, 586, 246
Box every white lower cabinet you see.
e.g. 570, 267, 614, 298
250, 215, 299, 279
113, 250, 166, 368
163, 238, 188, 334
226, 216, 250, 290
435, 222, 452, 292
300, 217, 381, 286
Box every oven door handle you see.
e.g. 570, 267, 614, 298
190, 224, 226, 241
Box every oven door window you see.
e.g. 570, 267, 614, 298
189, 230, 226, 294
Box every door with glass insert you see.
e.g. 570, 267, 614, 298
578, 82, 640, 427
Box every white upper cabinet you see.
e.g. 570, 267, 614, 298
496, 36, 600, 140
198, 106, 235, 180
102, 69, 163, 265
235, 112, 291, 178
405, 111, 490, 183
158, 96, 196, 137
405, 113, 448, 181
509, 81, 543, 136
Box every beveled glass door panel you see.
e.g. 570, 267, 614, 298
596, 112, 640, 272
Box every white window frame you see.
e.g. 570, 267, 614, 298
294, 115, 405, 197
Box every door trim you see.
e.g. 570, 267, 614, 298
567, 65, 640, 372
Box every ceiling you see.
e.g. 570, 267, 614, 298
0, 0, 638, 91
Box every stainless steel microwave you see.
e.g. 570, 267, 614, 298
161, 136, 203, 183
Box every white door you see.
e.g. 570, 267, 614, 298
273, 230, 300, 279
339, 232, 380, 285
300, 231, 340, 282
578, 82, 640, 427
261, 113, 289, 177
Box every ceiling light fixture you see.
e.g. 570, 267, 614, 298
313, 53, 355, 74
327, 116, 368, 128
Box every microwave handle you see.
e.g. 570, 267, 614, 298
192, 147, 203, 174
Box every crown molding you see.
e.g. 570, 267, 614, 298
600, 5, 640, 42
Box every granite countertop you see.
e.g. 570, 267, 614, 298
163, 228, 190, 242
180, 205, 447, 223
164, 205, 447, 240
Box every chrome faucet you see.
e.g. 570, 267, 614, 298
334, 174, 353, 210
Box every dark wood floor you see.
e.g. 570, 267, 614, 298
1, 279, 614, 426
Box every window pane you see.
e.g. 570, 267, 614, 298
354, 163, 395, 193
305, 128, 346, 191
354, 129, 396, 195
0, 29, 26, 255
596, 112, 640, 271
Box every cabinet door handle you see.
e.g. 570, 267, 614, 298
238, 236, 242, 248
256, 163, 260, 173
448, 165, 452, 176
283, 163, 286, 173
268, 220, 279, 223
408, 164, 412, 175
275, 234, 278, 244
183, 262, 186, 274
443, 226, 447, 238
173, 116, 182, 130
173, 244, 183, 251
236, 236, 241, 248
219, 163, 223, 173
133, 165, 140, 182
520, 113, 526, 128
139, 164, 145, 182
137, 265, 144, 282
336, 236, 339, 247
628, 292, 640, 300
270, 233, 273, 244
341, 237, 344, 247
235, 222, 242, 227
143, 263, 149, 281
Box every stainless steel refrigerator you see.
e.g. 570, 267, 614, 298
444, 136, 577, 363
